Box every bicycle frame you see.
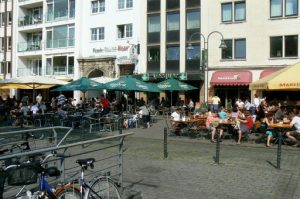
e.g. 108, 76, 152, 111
79, 168, 103, 199
39, 175, 57, 199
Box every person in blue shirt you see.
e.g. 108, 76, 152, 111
218, 107, 228, 120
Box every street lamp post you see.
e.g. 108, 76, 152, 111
187, 31, 227, 104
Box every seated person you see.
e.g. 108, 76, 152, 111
30, 103, 39, 115
237, 111, 253, 144
218, 107, 228, 120
261, 113, 274, 147
138, 105, 150, 128
170, 108, 181, 121
286, 111, 300, 146
206, 111, 223, 143
170, 108, 183, 135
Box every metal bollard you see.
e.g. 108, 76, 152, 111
119, 116, 123, 135
164, 127, 168, 159
215, 129, 220, 164
277, 131, 282, 169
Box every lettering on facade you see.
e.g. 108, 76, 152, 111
93, 45, 130, 53
217, 74, 240, 81
279, 83, 300, 87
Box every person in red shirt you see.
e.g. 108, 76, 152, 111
99, 94, 111, 115
237, 111, 253, 144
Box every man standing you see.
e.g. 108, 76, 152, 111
57, 92, 66, 105
36, 93, 42, 104
212, 95, 221, 111
99, 94, 111, 115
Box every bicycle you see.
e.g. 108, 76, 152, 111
2, 151, 80, 199
74, 158, 121, 199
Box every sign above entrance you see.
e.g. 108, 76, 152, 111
141, 72, 187, 81
93, 45, 130, 53
210, 70, 252, 86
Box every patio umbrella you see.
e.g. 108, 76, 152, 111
104, 76, 160, 93
156, 78, 197, 106
0, 75, 67, 102
52, 77, 106, 100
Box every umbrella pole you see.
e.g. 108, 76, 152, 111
33, 83, 35, 103
171, 91, 173, 107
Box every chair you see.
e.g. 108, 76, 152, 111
150, 110, 158, 123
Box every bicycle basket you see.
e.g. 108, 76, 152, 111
7, 164, 38, 186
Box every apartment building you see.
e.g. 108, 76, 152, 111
12, 0, 140, 99
139, 0, 202, 104
202, 0, 300, 104
0, 0, 12, 97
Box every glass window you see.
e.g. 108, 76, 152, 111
126, 24, 132, 37
68, 57, 74, 74
91, 28, 98, 40
99, 27, 105, 40
54, 0, 68, 19
271, 0, 282, 17
235, 2, 246, 21
147, 0, 160, 12
148, 15, 160, 33
46, 58, 52, 75
167, 46, 180, 60
167, 0, 179, 10
47, 3, 54, 21
69, 0, 75, 18
92, 1, 98, 13
117, 24, 132, 38
234, 39, 246, 59
53, 25, 68, 48
286, 0, 298, 16
187, 10, 200, 29
222, 3, 232, 22
53, 56, 67, 75
186, 0, 200, 8
167, 13, 180, 31
68, 26, 74, 46
126, 0, 133, 8
285, 35, 298, 57
46, 30, 53, 48
118, 0, 125, 9
186, 45, 200, 60
222, 40, 233, 59
148, 47, 160, 62
270, 36, 283, 57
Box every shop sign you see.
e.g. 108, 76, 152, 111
279, 82, 300, 87
120, 64, 135, 76
141, 72, 187, 81
93, 45, 130, 53
217, 74, 240, 81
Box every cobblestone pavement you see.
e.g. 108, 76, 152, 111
121, 117, 300, 199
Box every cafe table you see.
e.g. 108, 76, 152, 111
268, 122, 292, 169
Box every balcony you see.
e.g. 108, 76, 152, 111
17, 68, 42, 77
46, 38, 74, 49
18, 15, 43, 27
18, 41, 42, 52
46, 10, 75, 22
46, 66, 73, 76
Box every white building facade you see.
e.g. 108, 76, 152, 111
202, 0, 300, 105
0, 0, 13, 97
13, 0, 141, 99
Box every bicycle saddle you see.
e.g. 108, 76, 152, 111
76, 158, 95, 169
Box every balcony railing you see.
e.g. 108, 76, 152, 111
46, 10, 75, 22
17, 68, 42, 77
18, 41, 42, 52
46, 38, 75, 49
46, 66, 73, 76
18, 15, 43, 27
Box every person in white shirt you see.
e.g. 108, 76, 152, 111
139, 105, 150, 128
36, 93, 42, 105
286, 112, 300, 146
171, 108, 181, 121
188, 99, 194, 112
235, 98, 244, 109
253, 94, 260, 109
30, 104, 39, 114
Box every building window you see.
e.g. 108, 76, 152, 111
285, 35, 298, 56
117, 24, 132, 38
46, 56, 74, 75
234, 39, 246, 59
222, 3, 232, 22
166, 45, 180, 72
118, 0, 133, 9
91, 0, 105, 13
222, 38, 246, 59
235, 2, 246, 21
270, 36, 283, 57
8, 36, 11, 50
147, 0, 160, 12
222, 2, 246, 22
186, 0, 201, 8
167, 0, 179, 10
167, 12, 180, 42
271, 0, 283, 17
186, 10, 200, 41
46, 24, 75, 48
270, 35, 298, 57
286, 0, 298, 16
47, 0, 75, 21
147, 46, 160, 73
186, 44, 201, 72
91, 27, 105, 41
148, 15, 160, 43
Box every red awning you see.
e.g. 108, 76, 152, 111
260, 68, 283, 79
210, 70, 252, 86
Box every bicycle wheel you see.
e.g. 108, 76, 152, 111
55, 184, 81, 199
87, 177, 121, 199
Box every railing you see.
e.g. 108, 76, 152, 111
46, 38, 75, 49
0, 124, 133, 198
46, 10, 75, 22
46, 65, 73, 76
17, 68, 42, 76
18, 16, 43, 27
17, 41, 42, 52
